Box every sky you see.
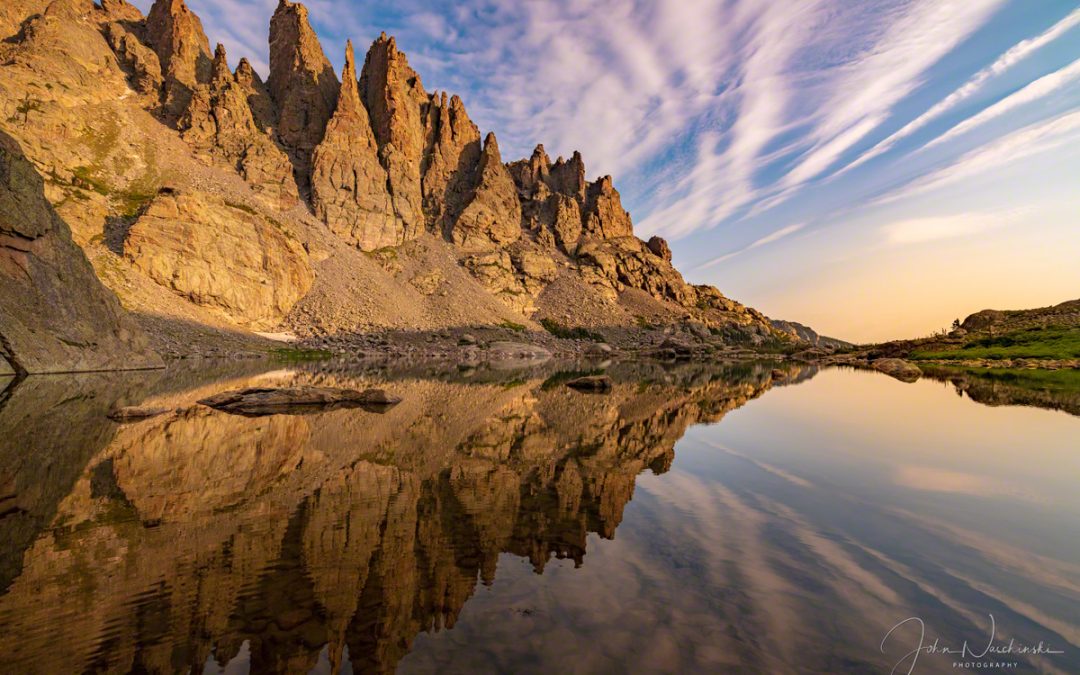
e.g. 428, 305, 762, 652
132, 0, 1080, 342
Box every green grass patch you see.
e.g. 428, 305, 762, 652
269, 347, 333, 362
225, 200, 259, 216
911, 325, 1080, 361
925, 365, 1080, 395
539, 318, 605, 342
499, 320, 527, 332
72, 165, 111, 196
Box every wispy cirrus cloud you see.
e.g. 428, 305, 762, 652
127, 0, 1079, 340
840, 7, 1080, 174
694, 222, 805, 270
923, 57, 1080, 149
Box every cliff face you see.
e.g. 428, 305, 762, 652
0, 0, 795, 358
0, 131, 161, 374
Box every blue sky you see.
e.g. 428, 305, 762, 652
133, 0, 1080, 341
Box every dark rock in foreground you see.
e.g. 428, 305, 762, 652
0, 131, 161, 374
198, 386, 401, 415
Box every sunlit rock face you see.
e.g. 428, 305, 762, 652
0, 361, 790, 674
125, 189, 314, 329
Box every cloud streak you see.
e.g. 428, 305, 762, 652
840, 8, 1080, 173
923, 57, 1080, 149
694, 223, 805, 270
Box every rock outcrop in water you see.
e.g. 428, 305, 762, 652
0, 131, 160, 374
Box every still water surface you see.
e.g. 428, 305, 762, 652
0, 361, 1076, 674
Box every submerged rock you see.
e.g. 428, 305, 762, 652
873, 358, 922, 383
566, 375, 612, 392
108, 405, 171, 421
198, 386, 401, 415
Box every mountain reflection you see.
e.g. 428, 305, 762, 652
0, 361, 798, 674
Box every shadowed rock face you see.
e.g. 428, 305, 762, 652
0, 361, 801, 673
0, 132, 160, 374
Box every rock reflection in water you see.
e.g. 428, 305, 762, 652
0, 360, 793, 674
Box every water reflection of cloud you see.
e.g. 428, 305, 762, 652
892, 465, 1042, 502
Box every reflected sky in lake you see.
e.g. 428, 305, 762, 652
0, 363, 1076, 674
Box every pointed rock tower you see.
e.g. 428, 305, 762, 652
311, 41, 401, 251
145, 0, 212, 120
268, 0, 339, 190
359, 33, 428, 238
422, 92, 482, 230
451, 132, 522, 251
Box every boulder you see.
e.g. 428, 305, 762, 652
198, 386, 401, 415
646, 236, 672, 262
485, 341, 551, 368
124, 190, 313, 329
873, 358, 922, 383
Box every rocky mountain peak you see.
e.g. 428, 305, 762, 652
310, 42, 399, 251
451, 131, 522, 251
337, 39, 361, 112
146, 0, 212, 119
549, 150, 587, 202
211, 42, 230, 84
99, 0, 143, 22
268, 0, 339, 187
234, 57, 277, 132
359, 32, 428, 237
583, 174, 633, 239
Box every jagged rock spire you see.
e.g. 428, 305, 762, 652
422, 91, 481, 230
268, 0, 339, 189
211, 42, 230, 85
146, 0, 212, 120
178, 38, 298, 209
235, 58, 277, 132
583, 174, 633, 239
451, 132, 522, 251
360, 33, 428, 236
310, 41, 401, 251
